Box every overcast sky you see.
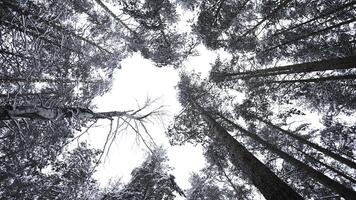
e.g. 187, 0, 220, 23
76, 45, 220, 191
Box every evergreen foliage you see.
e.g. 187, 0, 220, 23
1, 0, 355, 199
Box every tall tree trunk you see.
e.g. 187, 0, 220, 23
292, 145, 356, 184
265, 74, 356, 84
0, 105, 127, 121
252, 114, 356, 169
191, 101, 303, 200
211, 55, 356, 82
0, 77, 99, 84
220, 115, 356, 200
0, 91, 56, 99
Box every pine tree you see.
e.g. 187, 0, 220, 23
93, 0, 194, 67
218, 114, 356, 199
102, 147, 185, 200
169, 73, 303, 200
245, 112, 356, 169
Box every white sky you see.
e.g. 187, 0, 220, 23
66, 39, 330, 199
79, 45, 219, 192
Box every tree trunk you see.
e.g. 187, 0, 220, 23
265, 74, 356, 84
293, 145, 356, 184
0, 91, 56, 99
192, 101, 303, 200
220, 115, 356, 200
0, 77, 99, 84
211, 55, 356, 82
253, 115, 356, 169
0, 105, 127, 121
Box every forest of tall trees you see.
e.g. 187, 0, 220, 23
0, 0, 355, 199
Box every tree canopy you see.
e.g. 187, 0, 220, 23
0, 0, 355, 199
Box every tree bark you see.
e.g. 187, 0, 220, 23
253, 115, 356, 169
0, 106, 127, 121
265, 74, 356, 84
191, 101, 303, 200
293, 146, 356, 184
0, 91, 55, 99
211, 55, 356, 82
0, 77, 99, 84
220, 115, 356, 200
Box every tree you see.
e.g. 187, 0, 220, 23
0, 96, 164, 199
186, 173, 225, 200
101, 147, 185, 200
37, 143, 101, 200
1, 1, 355, 199
0, 0, 120, 81
169, 73, 303, 200
93, 0, 196, 67
169, 72, 356, 199
190, 0, 355, 65
186, 171, 248, 200
193, 0, 252, 50
0, 0, 117, 118
320, 115, 355, 161
186, 142, 252, 200
199, 0, 356, 118
218, 113, 356, 199
243, 112, 356, 170
0, 139, 101, 200
209, 54, 356, 123
292, 142, 356, 185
